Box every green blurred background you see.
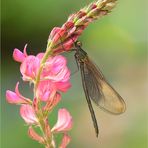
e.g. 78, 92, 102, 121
1, 0, 147, 147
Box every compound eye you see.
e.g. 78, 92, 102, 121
76, 41, 82, 47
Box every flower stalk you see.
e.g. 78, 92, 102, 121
6, 0, 117, 147
35, 0, 117, 96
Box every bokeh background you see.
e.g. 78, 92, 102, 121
1, 0, 147, 148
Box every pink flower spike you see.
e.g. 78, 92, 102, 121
20, 105, 38, 124
52, 109, 72, 133
59, 133, 71, 148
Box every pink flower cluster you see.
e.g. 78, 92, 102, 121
6, 1, 117, 147
47, 0, 113, 55
6, 45, 72, 147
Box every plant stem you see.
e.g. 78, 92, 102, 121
33, 43, 55, 148
34, 46, 53, 92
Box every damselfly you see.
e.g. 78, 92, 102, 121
73, 41, 126, 137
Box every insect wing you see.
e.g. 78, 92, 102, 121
83, 58, 126, 114
80, 63, 99, 137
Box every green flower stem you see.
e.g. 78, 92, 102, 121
38, 118, 54, 148
34, 47, 53, 93
34, 44, 55, 148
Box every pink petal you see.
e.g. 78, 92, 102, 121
15, 82, 31, 101
42, 55, 71, 85
51, 55, 67, 73
6, 82, 31, 104
52, 109, 72, 133
13, 48, 26, 63
59, 134, 71, 148
36, 53, 44, 59
50, 68, 70, 84
6, 90, 24, 104
20, 55, 40, 81
56, 67, 70, 82
20, 105, 38, 124
55, 81, 71, 92
37, 80, 57, 102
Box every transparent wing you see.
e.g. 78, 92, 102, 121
80, 63, 99, 137
83, 58, 126, 114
